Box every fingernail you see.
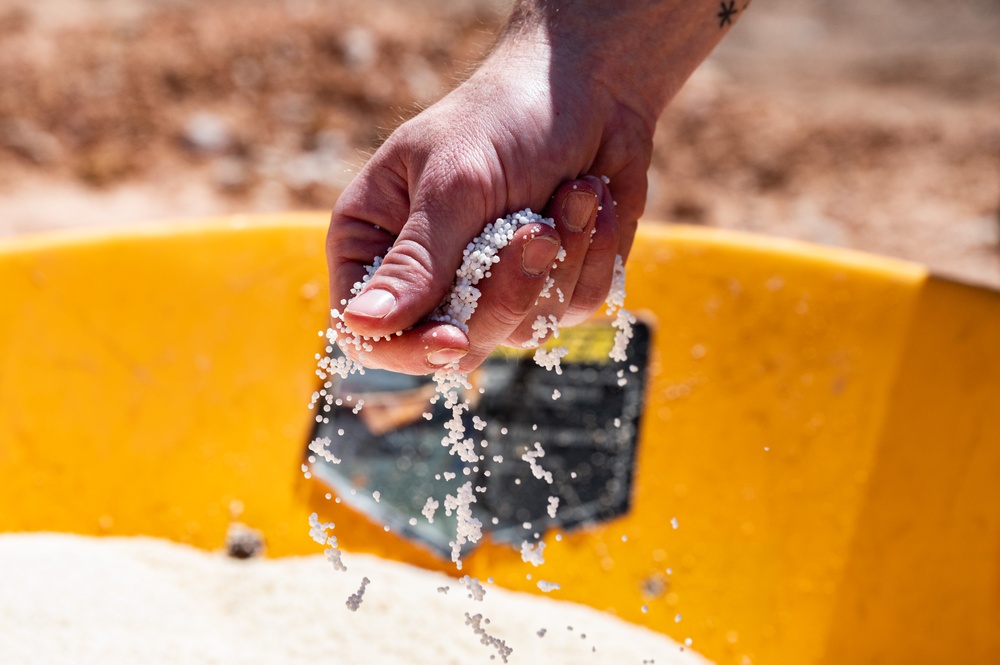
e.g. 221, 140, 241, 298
427, 348, 467, 366
345, 288, 396, 319
562, 188, 599, 232
521, 236, 560, 276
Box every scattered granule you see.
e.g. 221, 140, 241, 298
308, 513, 335, 545
537, 628, 548, 638
604, 254, 637, 362
308, 436, 341, 464
372, 491, 381, 503
421, 497, 439, 523
551, 389, 561, 400
537, 275, 556, 302
308, 512, 346, 572
452, 437, 477, 462
472, 415, 487, 431
443, 481, 483, 568
460, 575, 487, 601
521, 442, 554, 484
524, 314, 561, 348
346, 577, 370, 611
465, 612, 514, 664
537, 581, 560, 593
520, 540, 546, 567
533, 345, 569, 375
324, 547, 347, 572
437, 586, 450, 594
547, 496, 560, 519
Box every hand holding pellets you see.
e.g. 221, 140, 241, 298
326, 0, 739, 374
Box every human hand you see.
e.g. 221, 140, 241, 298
326, 26, 652, 374
327, 0, 734, 374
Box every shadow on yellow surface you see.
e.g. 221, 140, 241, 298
1, 213, 998, 665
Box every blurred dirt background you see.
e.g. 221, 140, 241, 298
1, 0, 998, 287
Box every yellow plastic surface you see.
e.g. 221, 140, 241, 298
2, 214, 998, 665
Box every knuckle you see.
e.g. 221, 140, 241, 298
423, 166, 488, 209
488, 297, 531, 330
378, 236, 450, 294
417, 142, 499, 213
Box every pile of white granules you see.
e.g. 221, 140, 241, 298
0, 533, 709, 665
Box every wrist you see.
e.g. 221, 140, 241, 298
498, 0, 733, 129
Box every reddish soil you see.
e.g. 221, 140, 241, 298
1, 0, 998, 287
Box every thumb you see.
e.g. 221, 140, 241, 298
342, 186, 482, 338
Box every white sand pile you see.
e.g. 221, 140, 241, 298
0, 533, 709, 665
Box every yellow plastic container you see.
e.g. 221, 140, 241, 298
2, 213, 998, 665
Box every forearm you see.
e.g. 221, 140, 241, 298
498, 0, 748, 130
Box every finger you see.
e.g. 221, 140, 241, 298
336, 319, 471, 375
326, 151, 479, 375
455, 222, 562, 372
589, 129, 649, 263
504, 177, 600, 346
327, 157, 411, 321
561, 175, 622, 327
339, 162, 492, 340
593, 165, 646, 262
